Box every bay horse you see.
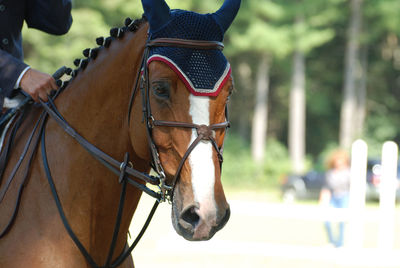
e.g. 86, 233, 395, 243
0, 0, 240, 267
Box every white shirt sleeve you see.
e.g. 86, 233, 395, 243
14, 66, 31, 89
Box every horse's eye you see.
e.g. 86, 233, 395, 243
228, 85, 234, 96
152, 81, 170, 99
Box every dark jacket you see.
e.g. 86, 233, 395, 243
0, 0, 72, 104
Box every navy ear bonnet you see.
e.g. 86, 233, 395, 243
147, 10, 231, 96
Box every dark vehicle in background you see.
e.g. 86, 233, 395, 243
281, 159, 400, 203
366, 159, 400, 201
281, 170, 325, 203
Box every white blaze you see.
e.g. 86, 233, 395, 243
188, 94, 216, 208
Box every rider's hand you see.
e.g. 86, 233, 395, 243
19, 68, 57, 102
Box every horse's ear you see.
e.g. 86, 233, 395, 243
213, 0, 241, 33
141, 0, 170, 33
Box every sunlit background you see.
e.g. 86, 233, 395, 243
21, 0, 400, 267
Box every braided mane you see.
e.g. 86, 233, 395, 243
55, 16, 147, 89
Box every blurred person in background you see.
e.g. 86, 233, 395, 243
319, 149, 351, 247
0, 0, 72, 110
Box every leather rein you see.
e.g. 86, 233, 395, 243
0, 37, 230, 268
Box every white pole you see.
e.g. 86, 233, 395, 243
378, 141, 398, 249
347, 139, 368, 249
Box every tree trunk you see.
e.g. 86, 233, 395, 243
289, 48, 306, 174
355, 45, 367, 138
340, 0, 363, 149
251, 55, 270, 163
237, 61, 253, 140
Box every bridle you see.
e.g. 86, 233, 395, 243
138, 37, 231, 202
0, 37, 231, 268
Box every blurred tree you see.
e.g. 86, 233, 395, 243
361, 0, 400, 155
339, 0, 364, 149
236, 59, 254, 140
289, 14, 306, 174
252, 54, 271, 163
227, 0, 291, 163
227, 0, 338, 167
283, 0, 338, 174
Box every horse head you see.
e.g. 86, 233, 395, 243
131, 0, 240, 241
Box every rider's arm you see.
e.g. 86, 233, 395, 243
25, 0, 73, 35
0, 49, 28, 99
0, 49, 56, 102
9, 0, 72, 102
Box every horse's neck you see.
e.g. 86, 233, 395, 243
46, 24, 149, 261
57, 27, 146, 144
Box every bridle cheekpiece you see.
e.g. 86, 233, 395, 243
139, 37, 230, 202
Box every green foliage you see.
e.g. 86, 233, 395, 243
365, 0, 400, 40
226, 0, 291, 57
226, 0, 341, 57
222, 134, 291, 189
363, 114, 400, 158
263, 138, 292, 179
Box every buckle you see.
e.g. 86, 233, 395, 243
119, 153, 132, 184
158, 172, 173, 203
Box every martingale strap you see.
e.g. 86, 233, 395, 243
39, 96, 163, 267
41, 97, 161, 200
41, 130, 159, 268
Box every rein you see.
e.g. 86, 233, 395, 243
0, 37, 230, 267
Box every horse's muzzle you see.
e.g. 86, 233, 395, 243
173, 203, 230, 241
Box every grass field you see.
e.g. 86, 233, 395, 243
129, 189, 400, 268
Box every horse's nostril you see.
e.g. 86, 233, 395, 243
180, 205, 200, 229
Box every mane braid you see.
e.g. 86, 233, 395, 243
82, 48, 99, 59
59, 16, 147, 90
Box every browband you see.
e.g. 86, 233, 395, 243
146, 38, 224, 50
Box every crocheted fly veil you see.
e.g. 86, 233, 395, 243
142, 0, 241, 96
